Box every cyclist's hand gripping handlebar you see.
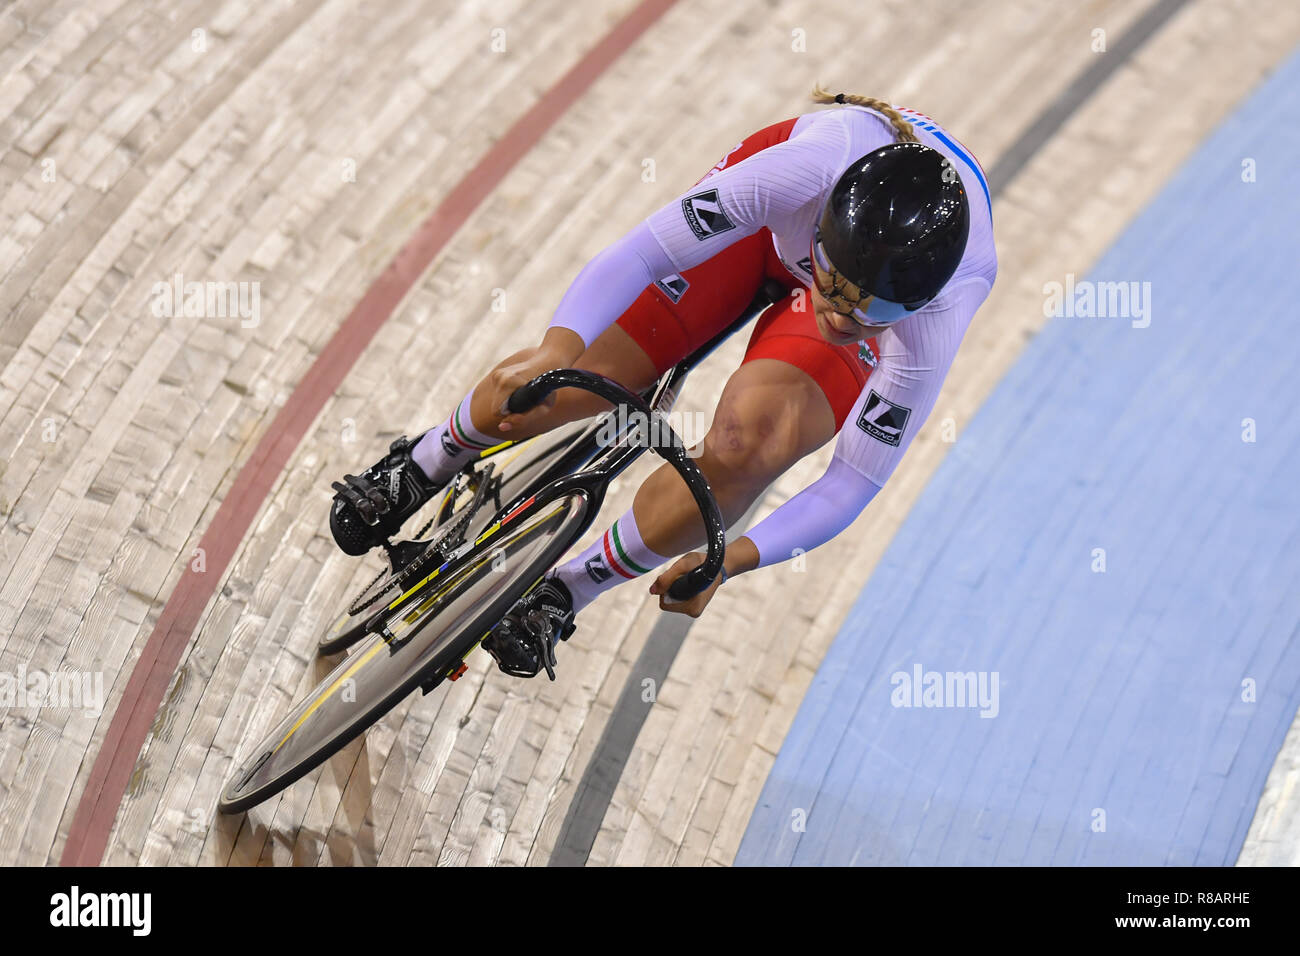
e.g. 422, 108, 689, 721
506, 369, 725, 603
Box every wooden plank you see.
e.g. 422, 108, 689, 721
5, 0, 1299, 871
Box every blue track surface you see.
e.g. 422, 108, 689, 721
737, 50, 1300, 866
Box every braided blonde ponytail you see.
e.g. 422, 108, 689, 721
811, 83, 919, 143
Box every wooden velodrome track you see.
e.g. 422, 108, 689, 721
1, 0, 1298, 866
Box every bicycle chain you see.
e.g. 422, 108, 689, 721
344, 465, 497, 616
342, 510, 440, 617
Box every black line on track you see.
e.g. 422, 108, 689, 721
985, 0, 1192, 196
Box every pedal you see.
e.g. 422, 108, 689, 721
332, 475, 383, 526
364, 485, 389, 515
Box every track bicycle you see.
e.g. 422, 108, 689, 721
217, 282, 785, 814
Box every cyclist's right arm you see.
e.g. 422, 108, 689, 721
483, 222, 671, 430
486, 222, 672, 431
552, 124, 843, 349
491, 120, 844, 430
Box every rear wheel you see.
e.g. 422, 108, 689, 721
220, 488, 594, 815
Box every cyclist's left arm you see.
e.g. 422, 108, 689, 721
545, 126, 843, 353
732, 278, 992, 575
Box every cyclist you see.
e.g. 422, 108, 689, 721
329, 87, 997, 679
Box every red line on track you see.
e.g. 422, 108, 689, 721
60, 0, 678, 867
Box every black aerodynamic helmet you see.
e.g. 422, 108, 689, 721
813, 141, 970, 323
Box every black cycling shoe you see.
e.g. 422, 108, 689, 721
329, 434, 444, 556
482, 577, 577, 681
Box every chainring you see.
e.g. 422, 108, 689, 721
344, 464, 498, 616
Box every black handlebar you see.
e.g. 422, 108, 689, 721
506, 369, 725, 603
505, 368, 637, 417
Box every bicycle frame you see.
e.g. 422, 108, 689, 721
497, 280, 788, 599
480, 280, 788, 543
365, 280, 787, 636
219, 283, 789, 812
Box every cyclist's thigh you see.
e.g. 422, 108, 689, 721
552, 231, 778, 423
613, 229, 776, 375
546, 322, 661, 420
739, 295, 873, 436
550, 271, 752, 421
559, 118, 804, 413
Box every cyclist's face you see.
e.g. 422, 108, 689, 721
809, 261, 892, 343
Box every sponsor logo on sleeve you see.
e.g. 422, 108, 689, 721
440, 431, 464, 457
779, 253, 813, 282
655, 274, 690, 303
681, 189, 736, 241
856, 390, 911, 447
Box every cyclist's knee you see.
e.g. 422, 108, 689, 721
699, 401, 800, 494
